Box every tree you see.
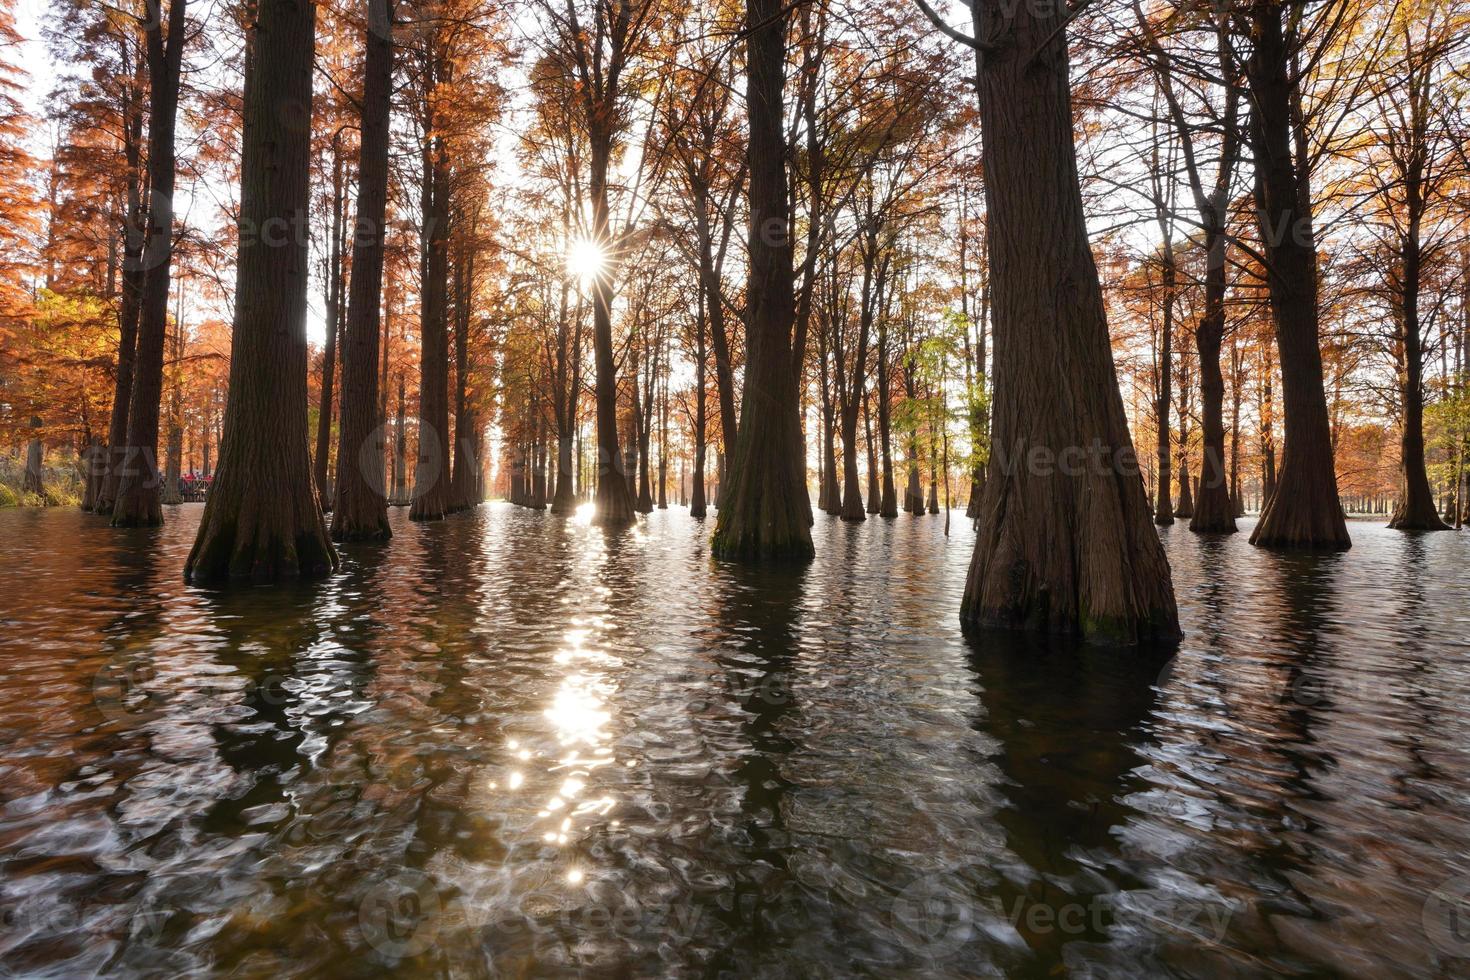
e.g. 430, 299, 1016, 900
1239, 0, 1350, 549
332, 0, 397, 540
185, 0, 337, 582
112, 0, 188, 527
922, 0, 1180, 642
711, 0, 813, 560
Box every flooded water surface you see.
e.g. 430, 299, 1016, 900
1, 503, 1468, 977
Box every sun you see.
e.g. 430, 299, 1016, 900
566, 238, 608, 285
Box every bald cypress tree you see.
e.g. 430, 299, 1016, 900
185, 0, 336, 582
711, 0, 813, 561
920, 0, 1179, 643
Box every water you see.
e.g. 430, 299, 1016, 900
0, 503, 1467, 977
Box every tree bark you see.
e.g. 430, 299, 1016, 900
96, 71, 146, 514
186, 0, 337, 583
313, 142, 344, 511
1245, 0, 1349, 549
711, 0, 813, 561
331, 0, 395, 540
112, 0, 187, 527
410, 70, 452, 522
958, 1, 1179, 643
588, 129, 635, 526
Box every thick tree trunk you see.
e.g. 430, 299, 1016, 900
331, 1, 395, 540
959, 1, 1179, 643
185, 0, 337, 583
1245, 0, 1349, 549
712, 0, 813, 561
1191, 296, 1236, 531
113, 0, 187, 528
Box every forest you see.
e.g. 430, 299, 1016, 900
3, 0, 1470, 975
1, 0, 1468, 640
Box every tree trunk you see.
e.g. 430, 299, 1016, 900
839, 405, 864, 521
96, 77, 146, 515
1245, 0, 1349, 549
691, 293, 708, 519
113, 0, 187, 528
588, 131, 635, 526
23, 417, 43, 495
1154, 257, 1174, 525
864, 391, 880, 514
1387, 140, 1448, 530
314, 143, 344, 509
186, 0, 337, 583
1172, 448, 1193, 518
331, 1, 395, 540
959, 1, 1179, 643
711, 0, 813, 561
410, 89, 452, 522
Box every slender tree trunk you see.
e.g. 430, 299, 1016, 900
864, 390, 880, 514
23, 417, 42, 495
332, 0, 395, 540
878, 322, 897, 517
1388, 159, 1448, 529
691, 294, 708, 519
113, 0, 187, 527
839, 404, 864, 521
712, 0, 813, 561
1173, 448, 1193, 518
959, 0, 1179, 643
1154, 257, 1174, 525
588, 131, 635, 526
96, 82, 146, 514
186, 0, 337, 582
411, 84, 452, 521
1245, 0, 1349, 549
314, 144, 344, 509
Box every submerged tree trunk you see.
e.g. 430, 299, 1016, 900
957, 1, 1179, 643
113, 0, 187, 528
864, 392, 880, 514
1245, 0, 1349, 550
186, 0, 337, 583
1173, 449, 1193, 518
331, 0, 395, 541
711, 0, 813, 562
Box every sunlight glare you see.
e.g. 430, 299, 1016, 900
566, 238, 607, 284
